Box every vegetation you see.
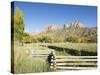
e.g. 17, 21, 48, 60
13, 43, 50, 73
27, 34, 97, 43
22, 33, 32, 43
64, 35, 97, 43
41, 43, 97, 56
12, 7, 24, 42
48, 43, 96, 52
36, 34, 54, 43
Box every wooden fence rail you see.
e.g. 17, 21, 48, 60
50, 56, 97, 71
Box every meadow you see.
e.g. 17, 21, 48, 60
40, 43, 97, 56
12, 42, 97, 73
13, 43, 50, 73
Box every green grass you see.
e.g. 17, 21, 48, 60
41, 43, 97, 52
40, 43, 97, 56
59, 43, 97, 52
13, 43, 50, 73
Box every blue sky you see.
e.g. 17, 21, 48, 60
13, 1, 97, 32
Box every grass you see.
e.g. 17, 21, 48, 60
40, 43, 97, 56
12, 42, 97, 73
12, 43, 50, 73
24, 43, 49, 50
58, 43, 97, 52
41, 43, 97, 52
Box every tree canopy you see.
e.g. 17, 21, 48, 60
12, 7, 24, 42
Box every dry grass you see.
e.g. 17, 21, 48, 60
12, 43, 50, 73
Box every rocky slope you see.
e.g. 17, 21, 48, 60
29, 20, 97, 42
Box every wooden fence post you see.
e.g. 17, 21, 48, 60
51, 50, 56, 71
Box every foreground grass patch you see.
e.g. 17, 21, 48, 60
13, 43, 49, 73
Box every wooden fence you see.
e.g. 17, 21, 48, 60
27, 49, 54, 57
50, 56, 97, 71
27, 49, 97, 71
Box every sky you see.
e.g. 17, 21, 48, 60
12, 1, 97, 32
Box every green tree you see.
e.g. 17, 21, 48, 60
13, 7, 24, 42
36, 34, 54, 43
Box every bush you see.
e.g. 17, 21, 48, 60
65, 35, 79, 43
33, 34, 54, 43
65, 35, 97, 43
22, 33, 32, 43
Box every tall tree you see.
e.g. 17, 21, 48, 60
13, 7, 24, 42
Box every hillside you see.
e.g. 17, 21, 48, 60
29, 20, 97, 43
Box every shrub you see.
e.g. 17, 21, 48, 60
65, 35, 79, 43
36, 34, 54, 43
22, 33, 32, 43
65, 35, 97, 43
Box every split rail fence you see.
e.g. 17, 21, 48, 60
27, 49, 97, 71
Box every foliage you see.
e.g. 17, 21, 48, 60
65, 35, 79, 43
35, 34, 54, 43
32, 37, 38, 43
65, 35, 97, 43
31, 34, 65, 43
12, 7, 24, 42
30, 34, 97, 43
22, 33, 32, 43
